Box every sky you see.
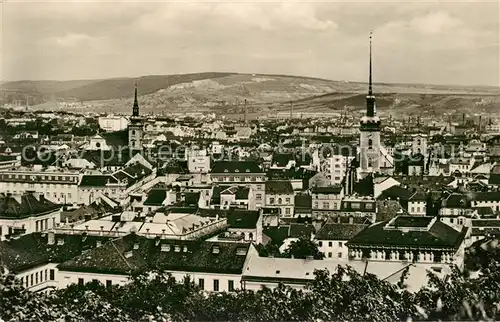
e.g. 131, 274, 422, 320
1, 0, 499, 86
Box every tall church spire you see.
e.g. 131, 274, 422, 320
132, 81, 139, 117
369, 30, 373, 96
366, 31, 376, 117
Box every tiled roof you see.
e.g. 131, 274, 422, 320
58, 235, 250, 275
288, 223, 315, 239
294, 195, 312, 209
348, 218, 467, 249
271, 153, 295, 167
143, 189, 167, 206
0, 193, 59, 219
226, 210, 260, 229
311, 186, 342, 194
315, 221, 368, 241
221, 186, 250, 199
265, 180, 293, 194
0, 233, 109, 273
473, 207, 494, 216
79, 175, 115, 187
210, 161, 262, 174
443, 193, 470, 208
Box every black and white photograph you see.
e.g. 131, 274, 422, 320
0, 0, 499, 321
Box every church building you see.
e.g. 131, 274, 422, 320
128, 83, 144, 151
358, 32, 394, 179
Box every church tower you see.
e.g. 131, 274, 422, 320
128, 83, 144, 151
359, 32, 381, 177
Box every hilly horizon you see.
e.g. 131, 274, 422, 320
2, 72, 499, 117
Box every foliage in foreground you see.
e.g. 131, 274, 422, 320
1, 239, 500, 322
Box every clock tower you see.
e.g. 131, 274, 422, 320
128, 83, 144, 152
359, 32, 381, 177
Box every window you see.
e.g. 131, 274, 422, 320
228, 280, 235, 292
30, 274, 33, 286
323, 202, 329, 209
338, 252, 342, 258
269, 197, 275, 204
351, 202, 361, 209
44, 269, 47, 281
328, 252, 332, 258
198, 278, 205, 290
256, 193, 262, 200
50, 269, 55, 280
368, 139, 373, 150
285, 197, 290, 204
78, 278, 84, 285
35, 272, 38, 285
285, 208, 290, 215
278, 198, 282, 205
328, 241, 332, 247
213, 279, 219, 292
318, 241, 323, 247
339, 242, 343, 247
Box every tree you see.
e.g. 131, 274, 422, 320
283, 237, 324, 259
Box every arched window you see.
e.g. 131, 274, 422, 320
368, 139, 373, 150
249, 232, 254, 241
278, 198, 282, 205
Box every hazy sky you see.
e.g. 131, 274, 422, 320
2, 0, 499, 86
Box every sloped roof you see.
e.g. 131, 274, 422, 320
315, 221, 368, 241
58, 235, 250, 275
210, 161, 262, 174
348, 218, 467, 249
288, 223, 315, 239
0, 233, 109, 273
0, 193, 59, 219
226, 210, 260, 229
265, 180, 293, 194
79, 175, 115, 187
143, 189, 167, 206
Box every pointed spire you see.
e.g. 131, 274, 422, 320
132, 81, 139, 117
368, 30, 373, 96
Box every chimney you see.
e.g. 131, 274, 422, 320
47, 231, 55, 245
349, 217, 353, 224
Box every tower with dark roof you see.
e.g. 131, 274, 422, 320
359, 31, 382, 177
128, 82, 144, 151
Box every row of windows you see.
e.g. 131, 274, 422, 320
3, 182, 75, 188
21, 269, 55, 288
268, 197, 291, 205
1, 174, 77, 182
319, 241, 344, 248
212, 176, 264, 183
198, 278, 235, 292
326, 252, 343, 258
313, 202, 339, 210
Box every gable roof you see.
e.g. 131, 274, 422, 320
0, 192, 59, 219
265, 180, 293, 194
226, 210, 260, 229
315, 221, 368, 241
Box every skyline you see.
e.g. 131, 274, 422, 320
2, 0, 499, 86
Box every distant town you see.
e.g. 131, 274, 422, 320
2, 41, 500, 322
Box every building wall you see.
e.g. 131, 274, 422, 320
98, 116, 129, 132
265, 193, 294, 217
359, 130, 381, 173
318, 239, 349, 260
408, 201, 426, 215
0, 210, 61, 240
15, 263, 59, 293
0, 170, 80, 204
58, 270, 130, 289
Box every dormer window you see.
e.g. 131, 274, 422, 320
224, 169, 229, 173
235, 169, 239, 173
124, 251, 133, 258
174, 245, 181, 252
161, 244, 171, 252
57, 238, 64, 245
245, 169, 250, 172
183, 246, 188, 253
236, 248, 246, 256
212, 245, 220, 254
133, 243, 139, 250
